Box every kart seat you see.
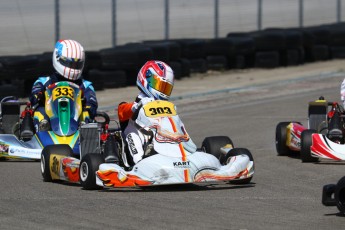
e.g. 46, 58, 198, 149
79, 123, 100, 159
327, 112, 344, 143
308, 101, 328, 131
0, 102, 22, 134
328, 128, 343, 143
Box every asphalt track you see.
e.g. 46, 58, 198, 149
1, 67, 345, 229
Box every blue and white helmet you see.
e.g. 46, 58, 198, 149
53, 39, 85, 81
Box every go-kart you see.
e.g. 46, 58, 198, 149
41, 100, 254, 189
322, 176, 345, 215
276, 97, 345, 162
0, 81, 89, 160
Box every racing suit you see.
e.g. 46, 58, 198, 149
118, 92, 197, 164
341, 79, 345, 108
325, 78, 345, 141
29, 72, 98, 130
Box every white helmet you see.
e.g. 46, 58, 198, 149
52, 39, 85, 81
137, 60, 174, 100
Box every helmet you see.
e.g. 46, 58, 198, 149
52, 39, 85, 81
137, 60, 174, 100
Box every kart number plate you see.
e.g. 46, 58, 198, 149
52, 86, 74, 101
143, 101, 177, 118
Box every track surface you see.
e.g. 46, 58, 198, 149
1, 66, 345, 229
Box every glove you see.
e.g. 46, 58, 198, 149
36, 92, 44, 100
131, 97, 154, 112
140, 97, 154, 105
31, 92, 44, 106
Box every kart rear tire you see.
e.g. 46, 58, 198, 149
335, 176, 345, 215
300, 129, 319, 163
79, 153, 104, 190
41, 144, 73, 182
275, 122, 295, 156
225, 148, 254, 184
201, 136, 233, 163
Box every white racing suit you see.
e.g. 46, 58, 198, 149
124, 93, 197, 164
341, 79, 345, 108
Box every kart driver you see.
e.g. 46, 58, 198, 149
340, 79, 345, 109
117, 60, 196, 164
322, 80, 345, 143
29, 39, 98, 132
327, 79, 345, 142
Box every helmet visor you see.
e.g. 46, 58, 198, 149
58, 56, 84, 70
147, 75, 173, 96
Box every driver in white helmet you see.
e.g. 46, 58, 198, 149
118, 60, 196, 164
29, 39, 98, 131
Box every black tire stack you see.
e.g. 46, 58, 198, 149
0, 55, 39, 99
2, 23, 345, 98
302, 25, 331, 62
328, 23, 345, 59
250, 29, 286, 68
226, 33, 256, 69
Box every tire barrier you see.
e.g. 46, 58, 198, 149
167, 61, 182, 80
255, 51, 280, 69
302, 25, 331, 62
171, 39, 206, 59
0, 84, 20, 99
328, 23, 345, 59
0, 55, 40, 99
226, 33, 255, 68
204, 38, 234, 70
272, 29, 304, 66
37, 52, 54, 76
143, 40, 182, 62
250, 29, 286, 68
1, 23, 345, 99
86, 69, 127, 90
84, 51, 102, 72
206, 55, 228, 71
189, 58, 208, 74
177, 58, 191, 78
142, 42, 170, 63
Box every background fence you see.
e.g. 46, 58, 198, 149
1, 0, 344, 55
1, 0, 345, 99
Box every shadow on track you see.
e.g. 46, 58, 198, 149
96, 182, 256, 193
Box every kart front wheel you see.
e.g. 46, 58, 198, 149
41, 144, 73, 182
225, 148, 254, 185
275, 122, 295, 156
335, 176, 345, 214
201, 136, 233, 164
300, 129, 319, 163
79, 153, 104, 190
